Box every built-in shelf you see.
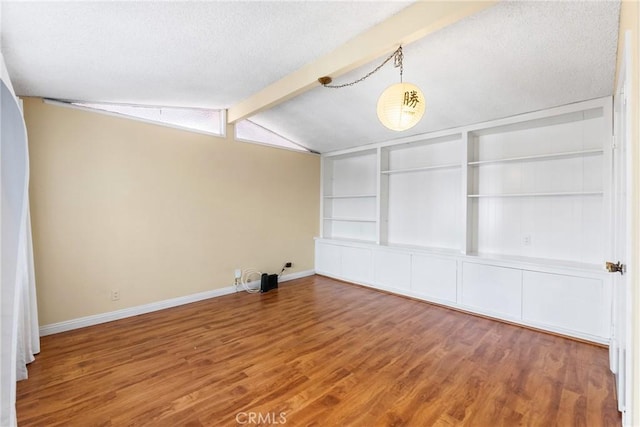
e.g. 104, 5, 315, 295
316, 237, 606, 274
385, 242, 462, 256
317, 237, 376, 245
318, 98, 613, 345
465, 252, 604, 273
468, 191, 603, 198
323, 217, 377, 223
381, 163, 461, 174
468, 149, 603, 166
323, 194, 377, 199
322, 97, 609, 268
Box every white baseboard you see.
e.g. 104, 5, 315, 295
280, 269, 315, 282
39, 286, 237, 336
39, 269, 315, 336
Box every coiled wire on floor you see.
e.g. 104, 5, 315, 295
240, 268, 261, 293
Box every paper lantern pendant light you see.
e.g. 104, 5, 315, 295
376, 82, 425, 131
319, 45, 425, 132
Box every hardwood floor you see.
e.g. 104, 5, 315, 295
17, 275, 620, 426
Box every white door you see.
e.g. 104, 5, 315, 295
609, 31, 632, 424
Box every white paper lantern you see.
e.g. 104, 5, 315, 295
376, 82, 425, 131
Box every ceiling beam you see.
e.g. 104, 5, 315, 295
227, 1, 498, 123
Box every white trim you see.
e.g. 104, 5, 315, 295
381, 163, 461, 174
39, 270, 315, 336
323, 194, 377, 199
467, 149, 603, 165
39, 286, 236, 336
324, 217, 377, 223
233, 135, 316, 155
279, 269, 316, 282
315, 237, 607, 276
468, 191, 604, 198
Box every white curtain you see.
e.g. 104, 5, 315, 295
15, 208, 39, 379
1, 67, 40, 426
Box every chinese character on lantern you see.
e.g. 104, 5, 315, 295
403, 90, 420, 108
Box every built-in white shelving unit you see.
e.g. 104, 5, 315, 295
316, 97, 614, 344
466, 106, 607, 266
321, 149, 378, 243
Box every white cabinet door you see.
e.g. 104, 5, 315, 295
522, 271, 610, 339
411, 255, 457, 303
462, 263, 522, 319
316, 239, 611, 345
374, 250, 411, 291
341, 246, 373, 284
315, 242, 341, 277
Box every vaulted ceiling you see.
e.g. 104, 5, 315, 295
0, 1, 621, 153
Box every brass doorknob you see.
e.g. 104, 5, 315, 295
605, 261, 624, 275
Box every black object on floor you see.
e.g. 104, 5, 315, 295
260, 273, 278, 293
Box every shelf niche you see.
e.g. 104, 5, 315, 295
382, 134, 463, 250
322, 149, 378, 242
466, 107, 606, 265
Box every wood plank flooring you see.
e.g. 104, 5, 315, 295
17, 275, 620, 426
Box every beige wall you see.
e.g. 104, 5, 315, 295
617, 2, 640, 425
24, 98, 320, 325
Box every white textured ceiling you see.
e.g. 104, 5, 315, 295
251, 1, 621, 152
1, 1, 621, 153
0, 1, 411, 107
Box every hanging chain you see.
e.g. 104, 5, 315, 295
394, 46, 403, 83
322, 46, 404, 88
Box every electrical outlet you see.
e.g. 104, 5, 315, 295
234, 269, 242, 279
523, 234, 532, 246
110, 289, 120, 301
285, 262, 292, 268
